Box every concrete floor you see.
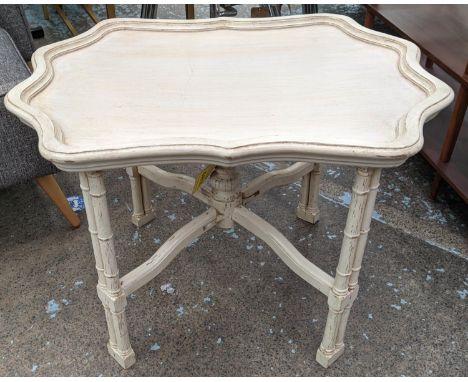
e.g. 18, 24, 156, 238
1, 4, 467, 377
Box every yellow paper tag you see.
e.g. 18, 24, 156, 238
192, 165, 215, 193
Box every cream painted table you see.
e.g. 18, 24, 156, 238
5, 15, 452, 369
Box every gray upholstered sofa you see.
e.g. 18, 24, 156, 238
0, 5, 79, 227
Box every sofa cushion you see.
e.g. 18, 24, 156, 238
0, 27, 30, 96
0, 28, 56, 188
0, 5, 34, 62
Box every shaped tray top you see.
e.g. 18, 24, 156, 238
5, 15, 453, 171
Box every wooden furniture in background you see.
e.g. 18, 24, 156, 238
6, 15, 452, 369
42, 4, 116, 36
364, 4, 468, 203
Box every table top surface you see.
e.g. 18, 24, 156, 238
5, 15, 453, 171
366, 5, 468, 86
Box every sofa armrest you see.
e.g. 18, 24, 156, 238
0, 5, 34, 61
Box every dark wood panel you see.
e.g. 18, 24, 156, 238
366, 5, 468, 86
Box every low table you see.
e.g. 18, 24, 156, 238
5, 15, 452, 369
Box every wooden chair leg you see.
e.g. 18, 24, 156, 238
53, 4, 78, 36
364, 9, 375, 29
36, 174, 80, 228
430, 173, 443, 201
42, 5, 49, 20
185, 4, 195, 19
106, 4, 116, 18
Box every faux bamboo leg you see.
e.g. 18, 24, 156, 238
84, 171, 136, 369
79, 173, 118, 354
296, 163, 320, 224
334, 168, 381, 352
316, 167, 372, 368
127, 167, 155, 227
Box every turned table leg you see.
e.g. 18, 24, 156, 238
127, 166, 155, 227
316, 167, 380, 367
80, 171, 136, 368
297, 163, 320, 224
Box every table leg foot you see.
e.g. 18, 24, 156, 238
131, 211, 156, 227
316, 344, 345, 368
107, 342, 136, 369
127, 167, 155, 227
296, 163, 320, 224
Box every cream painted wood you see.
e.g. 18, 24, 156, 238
242, 162, 315, 204
137, 165, 212, 206
5, 15, 453, 171
316, 167, 379, 368
83, 171, 135, 368
4, 14, 454, 370
121, 208, 220, 295
79, 173, 119, 352
334, 168, 381, 351
232, 206, 333, 295
126, 167, 155, 227
296, 163, 321, 224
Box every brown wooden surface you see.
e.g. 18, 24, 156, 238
365, 5, 468, 202
365, 5, 468, 86
440, 83, 467, 162
420, 63, 468, 203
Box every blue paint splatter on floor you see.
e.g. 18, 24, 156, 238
224, 228, 239, 239
456, 289, 467, 300
67, 196, 85, 212
340, 192, 352, 205
176, 306, 186, 317
160, 283, 175, 294
46, 299, 60, 318
132, 230, 141, 242
402, 196, 412, 208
